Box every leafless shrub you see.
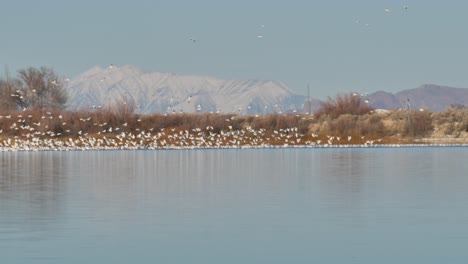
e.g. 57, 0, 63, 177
315, 93, 373, 118
403, 110, 434, 137
326, 114, 358, 135
432, 105, 468, 135
443, 123, 455, 135
319, 113, 386, 138
358, 114, 386, 136
109, 99, 136, 123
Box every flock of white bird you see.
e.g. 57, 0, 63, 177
1, 112, 466, 152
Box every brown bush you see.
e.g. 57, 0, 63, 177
319, 113, 386, 138
358, 115, 386, 137
326, 114, 358, 136
432, 105, 468, 135
315, 93, 373, 118
403, 110, 434, 137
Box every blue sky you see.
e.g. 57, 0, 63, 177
2, 0, 468, 99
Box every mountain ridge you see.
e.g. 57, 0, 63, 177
368, 84, 468, 111
65, 65, 468, 113
65, 65, 307, 114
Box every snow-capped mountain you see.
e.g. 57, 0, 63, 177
65, 65, 306, 114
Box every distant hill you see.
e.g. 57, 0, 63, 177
368, 84, 468, 111
65, 66, 468, 114
65, 65, 307, 114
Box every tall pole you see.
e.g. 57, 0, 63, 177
406, 98, 413, 136
307, 82, 311, 114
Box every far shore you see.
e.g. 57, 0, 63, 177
1, 107, 467, 152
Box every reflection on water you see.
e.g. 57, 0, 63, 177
0, 152, 67, 241
1, 148, 468, 263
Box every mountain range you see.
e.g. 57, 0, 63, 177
366, 84, 468, 111
65, 65, 306, 114
65, 65, 468, 113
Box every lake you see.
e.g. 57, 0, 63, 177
1, 147, 468, 263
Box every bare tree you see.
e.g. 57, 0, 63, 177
17, 67, 68, 110
0, 68, 21, 111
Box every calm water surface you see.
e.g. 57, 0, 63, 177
1, 148, 468, 263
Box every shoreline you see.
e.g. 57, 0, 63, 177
2, 140, 467, 152
1, 109, 467, 152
